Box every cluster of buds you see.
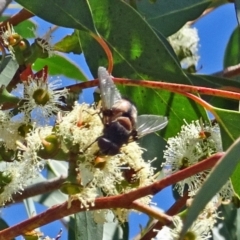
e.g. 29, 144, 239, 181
1, 23, 53, 65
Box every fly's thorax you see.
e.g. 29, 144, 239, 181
111, 99, 137, 127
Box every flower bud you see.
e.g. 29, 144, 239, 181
60, 181, 84, 195
93, 156, 107, 169
18, 123, 33, 137
0, 146, 15, 162
0, 171, 12, 186
38, 134, 60, 158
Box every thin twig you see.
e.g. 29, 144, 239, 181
6, 176, 66, 205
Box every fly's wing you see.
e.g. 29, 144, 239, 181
136, 115, 168, 138
98, 67, 122, 110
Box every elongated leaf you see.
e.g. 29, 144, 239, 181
224, 26, 240, 68
15, 0, 97, 33
31, 172, 67, 207
212, 204, 238, 240
54, 30, 82, 54
34, 189, 67, 207
0, 218, 10, 232
33, 161, 68, 206
88, 0, 189, 83
47, 160, 68, 177
189, 74, 240, 89
0, 1, 11, 15
0, 56, 19, 87
14, 19, 37, 38
213, 107, 240, 149
233, 0, 240, 33
75, 211, 103, 240
112, 222, 129, 240
230, 157, 240, 197
181, 138, 240, 237
33, 54, 88, 81
189, 74, 240, 110
136, 0, 211, 37
68, 217, 76, 240
0, 218, 15, 240
24, 198, 37, 218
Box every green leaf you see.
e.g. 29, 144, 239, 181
88, 0, 189, 83
0, 16, 36, 38
212, 204, 238, 240
47, 160, 68, 177
224, 26, 240, 68
0, 218, 13, 239
181, 138, 240, 237
0, 56, 19, 87
188, 74, 240, 110
138, 133, 167, 172
80, 1, 208, 132
232, 0, 240, 42
136, 0, 211, 37
112, 222, 129, 240
33, 54, 88, 81
34, 189, 67, 207
0, 218, 9, 230
23, 198, 37, 218
231, 159, 240, 198
14, 20, 37, 39
15, 0, 97, 33
119, 87, 208, 138
68, 217, 76, 240
0, 86, 19, 104
213, 108, 240, 149
54, 30, 82, 54
33, 162, 68, 207
188, 73, 240, 89
75, 211, 103, 240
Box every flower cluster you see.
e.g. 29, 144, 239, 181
168, 24, 200, 70
1, 23, 54, 63
162, 120, 234, 201
0, 125, 51, 205
57, 103, 155, 221
1, 22, 22, 59
155, 196, 221, 240
155, 215, 212, 240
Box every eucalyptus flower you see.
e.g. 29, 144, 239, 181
162, 120, 234, 201
168, 24, 200, 70
20, 76, 68, 124
154, 216, 213, 240
59, 103, 155, 222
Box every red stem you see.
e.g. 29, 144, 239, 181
64, 78, 240, 101
91, 33, 113, 73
